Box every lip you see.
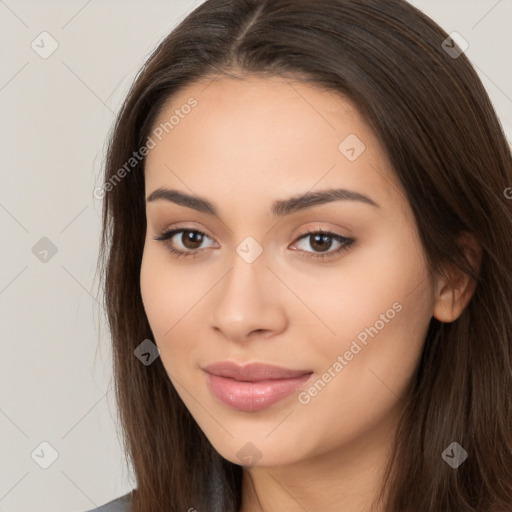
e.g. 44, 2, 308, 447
202, 361, 313, 411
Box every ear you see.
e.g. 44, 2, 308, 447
432, 232, 482, 323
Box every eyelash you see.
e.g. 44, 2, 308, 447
152, 227, 355, 261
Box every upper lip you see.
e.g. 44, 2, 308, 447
202, 361, 313, 381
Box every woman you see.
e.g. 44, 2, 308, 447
87, 0, 512, 510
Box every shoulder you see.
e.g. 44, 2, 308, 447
80, 491, 133, 512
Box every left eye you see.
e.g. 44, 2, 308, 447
153, 228, 355, 261
290, 230, 355, 260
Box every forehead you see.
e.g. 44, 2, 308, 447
144, 75, 401, 213
150, 74, 364, 147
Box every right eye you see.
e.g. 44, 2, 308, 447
153, 228, 217, 259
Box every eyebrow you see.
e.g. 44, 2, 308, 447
146, 187, 380, 217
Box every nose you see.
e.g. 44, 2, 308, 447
210, 248, 288, 343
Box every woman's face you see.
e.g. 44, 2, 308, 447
140, 75, 436, 467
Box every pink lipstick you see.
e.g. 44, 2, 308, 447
203, 361, 313, 411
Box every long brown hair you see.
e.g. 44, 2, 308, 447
97, 0, 512, 510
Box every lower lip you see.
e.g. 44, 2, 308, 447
204, 371, 313, 411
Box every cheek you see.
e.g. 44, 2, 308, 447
140, 246, 166, 334
140, 245, 188, 341
139, 243, 214, 364
304, 223, 434, 403
288, 232, 433, 452
278, 221, 432, 358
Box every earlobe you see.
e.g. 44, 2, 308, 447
432, 232, 482, 323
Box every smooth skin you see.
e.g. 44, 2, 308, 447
140, 75, 480, 512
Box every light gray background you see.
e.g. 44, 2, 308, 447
0, 1, 511, 511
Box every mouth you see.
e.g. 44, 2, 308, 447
202, 361, 314, 411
